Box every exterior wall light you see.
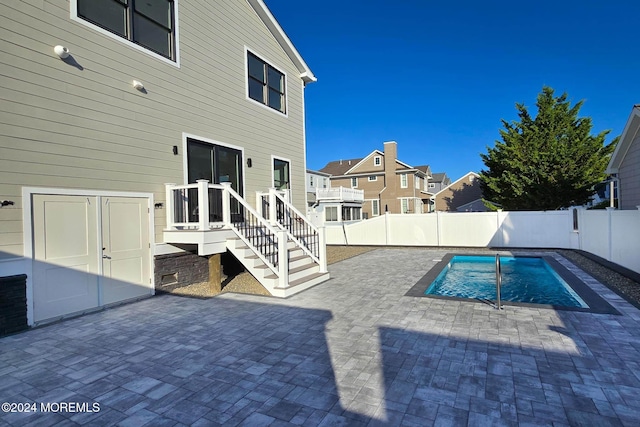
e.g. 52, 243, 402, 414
133, 80, 145, 90
54, 45, 70, 59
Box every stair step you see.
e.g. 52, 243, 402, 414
285, 272, 330, 289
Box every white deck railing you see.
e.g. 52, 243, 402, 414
316, 187, 364, 202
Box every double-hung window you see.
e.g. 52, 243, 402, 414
372, 200, 380, 216
248, 52, 286, 113
400, 174, 408, 188
76, 0, 176, 60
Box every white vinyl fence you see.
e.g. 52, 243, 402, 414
325, 208, 640, 274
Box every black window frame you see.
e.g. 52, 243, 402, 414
76, 0, 176, 61
247, 51, 286, 114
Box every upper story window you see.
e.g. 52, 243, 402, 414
368, 176, 377, 181
415, 176, 421, 189
309, 176, 314, 186
248, 51, 286, 114
400, 174, 408, 188
351, 177, 358, 188
76, 0, 176, 61
428, 183, 436, 189
374, 156, 381, 166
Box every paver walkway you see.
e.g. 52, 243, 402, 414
1, 248, 640, 426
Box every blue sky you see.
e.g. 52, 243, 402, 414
264, 0, 640, 181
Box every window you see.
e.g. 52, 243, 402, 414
248, 52, 286, 113
342, 207, 351, 221
400, 174, 408, 188
415, 176, 420, 189
273, 158, 290, 190
325, 206, 338, 222
310, 176, 314, 186
323, 178, 327, 188
469, 175, 475, 182
401, 198, 409, 214
374, 156, 381, 166
372, 200, 379, 216
428, 183, 436, 189
351, 177, 358, 188
76, 0, 176, 60
368, 176, 377, 182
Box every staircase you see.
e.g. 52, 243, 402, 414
164, 181, 329, 297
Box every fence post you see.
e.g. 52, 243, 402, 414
197, 180, 209, 231
278, 229, 289, 288
385, 212, 390, 245
436, 211, 442, 247
319, 226, 328, 273
606, 207, 615, 262
165, 183, 175, 230
221, 182, 231, 225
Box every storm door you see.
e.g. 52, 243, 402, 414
187, 138, 243, 223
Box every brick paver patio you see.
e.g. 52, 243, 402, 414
1, 248, 640, 426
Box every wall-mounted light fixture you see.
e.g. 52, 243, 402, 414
132, 80, 145, 91
0, 200, 15, 207
246, 158, 252, 168
154, 202, 164, 209
173, 146, 178, 155
54, 45, 70, 59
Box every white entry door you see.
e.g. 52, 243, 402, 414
33, 195, 100, 322
32, 194, 151, 323
101, 197, 151, 305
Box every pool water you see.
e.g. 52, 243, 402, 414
425, 256, 589, 308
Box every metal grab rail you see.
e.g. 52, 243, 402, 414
226, 185, 281, 275
495, 254, 502, 310
272, 190, 320, 262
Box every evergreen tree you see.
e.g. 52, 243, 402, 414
479, 87, 617, 210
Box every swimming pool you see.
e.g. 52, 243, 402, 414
425, 255, 589, 308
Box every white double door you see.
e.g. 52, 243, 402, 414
32, 195, 151, 323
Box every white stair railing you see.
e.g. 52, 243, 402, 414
269, 188, 327, 273
165, 182, 287, 284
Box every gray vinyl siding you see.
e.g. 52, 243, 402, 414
619, 134, 640, 209
0, 0, 309, 259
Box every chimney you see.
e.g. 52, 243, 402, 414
381, 141, 398, 212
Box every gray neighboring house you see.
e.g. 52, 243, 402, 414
306, 169, 331, 211
428, 172, 452, 194
607, 105, 640, 209
0, 0, 323, 326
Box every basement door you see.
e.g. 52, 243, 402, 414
32, 195, 151, 323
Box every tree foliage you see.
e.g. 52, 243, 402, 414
479, 87, 617, 210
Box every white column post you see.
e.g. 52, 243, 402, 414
319, 226, 328, 273
385, 211, 391, 245
221, 182, 232, 225
269, 187, 277, 226
165, 183, 175, 229
277, 229, 289, 288
197, 180, 209, 231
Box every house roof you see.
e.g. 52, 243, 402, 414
607, 105, 640, 174
431, 171, 480, 198
306, 169, 331, 177
319, 158, 364, 176
431, 172, 449, 184
248, 0, 316, 83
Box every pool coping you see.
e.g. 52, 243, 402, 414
406, 253, 620, 315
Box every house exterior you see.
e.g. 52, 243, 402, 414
607, 105, 640, 209
306, 169, 331, 211
319, 141, 432, 217
428, 173, 452, 194
431, 172, 487, 212
0, 0, 325, 326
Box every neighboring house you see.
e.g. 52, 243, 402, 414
428, 173, 452, 194
306, 169, 331, 211
305, 169, 364, 226
0, 0, 326, 326
431, 172, 487, 212
319, 141, 432, 217
607, 105, 640, 209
